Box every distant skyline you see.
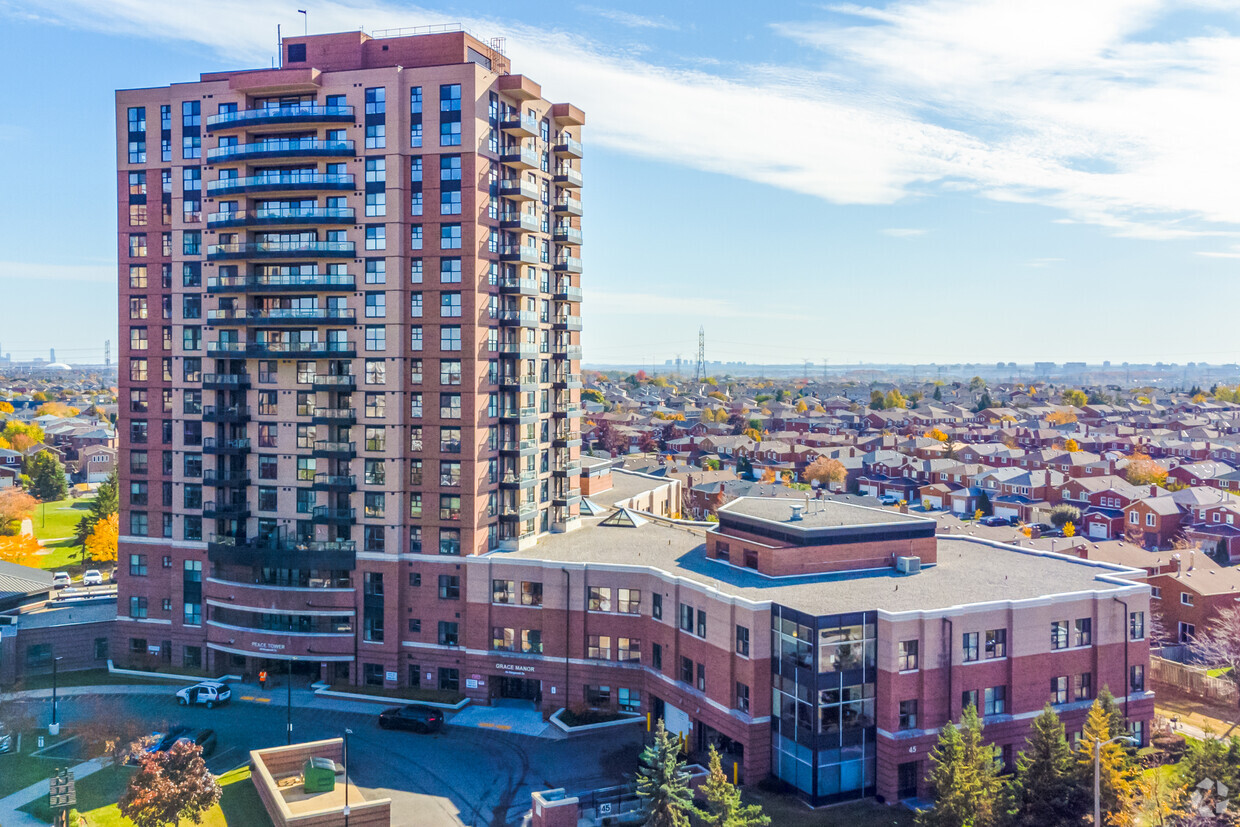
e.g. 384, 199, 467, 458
3, 1, 1240, 363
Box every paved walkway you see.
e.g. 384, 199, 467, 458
0, 756, 109, 827
447, 703, 550, 737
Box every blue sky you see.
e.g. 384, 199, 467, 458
3, 0, 1240, 366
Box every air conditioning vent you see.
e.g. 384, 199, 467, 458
896, 556, 921, 575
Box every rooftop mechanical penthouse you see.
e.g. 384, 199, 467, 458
114, 28, 585, 685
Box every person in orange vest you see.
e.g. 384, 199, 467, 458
259, 669, 268, 689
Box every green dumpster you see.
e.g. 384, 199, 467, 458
302, 757, 336, 793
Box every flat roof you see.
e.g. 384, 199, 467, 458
721, 496, 931, 529
490, 519, 1145, 616
17, 598, 116, 629
584, 470, 672, 509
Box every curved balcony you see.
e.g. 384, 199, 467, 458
207, 240, 355, 261
207, 206, 355, 229
206, 172, 355, 197
206, 138, 355, 164
204, 624, 356, 662
206, 104, 355, 131
206, 535, 357, 569
207, 308, 357, 325
203, 579, 357, 613
207, 272, 356, 293
203, 437, 251, 455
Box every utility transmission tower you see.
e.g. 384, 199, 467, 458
104, 340, 111, 368
694, 326, 705, 383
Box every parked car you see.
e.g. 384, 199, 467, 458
1041, 527, 1065, 538
174, 729, 217, 757
0, 723, 11, 754
878, 494, 901, 505
82, 570, 104, 586
175, 681, 231, 709
1026, 522, 1053, 534
980, 516, 1010, 527
142, 726, 191, 757
51, 572, 71, 589
378, 705, 443, 734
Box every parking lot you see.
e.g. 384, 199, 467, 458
5, 691, 643, 827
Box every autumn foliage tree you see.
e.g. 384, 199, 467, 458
804, 457, 847, 488
1061, 389, 1088, 408
119, 740, 221, 827
925, 428, 950, 442
0, 488, 37, 535
85, 512, 119, 563
0, 534, 41, 566
1125, 452, 1169, 487
1046, 410, 1078, 425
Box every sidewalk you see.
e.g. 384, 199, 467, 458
1155, 693, 1240, 740
0, 756, 109, 827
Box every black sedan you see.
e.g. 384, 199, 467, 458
979, 515, 1009, 526
378, 705, 444, 734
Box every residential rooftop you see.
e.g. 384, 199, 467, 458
720, 496, 932, 529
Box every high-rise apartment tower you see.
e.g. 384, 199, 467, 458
115, 28, 584, 682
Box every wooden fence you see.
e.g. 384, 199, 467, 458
1151, 656, 1238, 707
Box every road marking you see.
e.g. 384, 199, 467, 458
476, 722, 512, 730
239, 695, 272, 703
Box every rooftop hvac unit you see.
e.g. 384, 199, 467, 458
896, 556, 921, 575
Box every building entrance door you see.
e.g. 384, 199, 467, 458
897, 761, 920, 799
494, 676, 541, 703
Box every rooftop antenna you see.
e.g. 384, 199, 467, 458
695, 326, 705, 383
298, 9, 308, 35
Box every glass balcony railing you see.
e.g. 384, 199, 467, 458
206, 138, 354, 162
207, 206, 355, 227
206, 172, 354, 195
207, 240, 355, 259
206, 104, 355, 128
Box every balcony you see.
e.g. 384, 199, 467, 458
229, 340, 357, 359
498, 310, 539, 328
553, 373, 583, 388
554, 402, 584, 419
553, 458, 582, 476
206, 138, 355, 163
499, 438, 538, 456
208, 272, 356, 293
201, 372, 251, 390
554, 315, 583, 332
498, 342, 539, 358
500, 146, 539, 169
310, 374, 356, 391
203, 470, 251, 488
498, 374, 539, 392
206, 172, 355, 197
203, 501, 250, 520
312, 440, 357, 458
498, 276, 540, 296
553, 226, 583, 245
500, 212, 541, 233
499, 501, 538, 521
203, 437, 251, 455
207, 240, 355, 261
553, 196, 583, 216
311, 506, 356, 525
553, 256, 583, 274
206, 307, 357, 325
207, 534, 357, 569
499, 179, 539, 201
552, 344, 584, 360
501, 113, 539, 137
207, 206, 355, 229
206, 104, 355, 130
552, 487, 582, 506
554, 136, 584, 158
499, 245, 541, 265
202, 405, 251, 423
554, 168, 584, 189
553, 429, 582, 448
553, 283, 583, 302
311, 408, 357, 426
312, 474, 357, 492
499, 470, 538, 489
499, 405, 538, 422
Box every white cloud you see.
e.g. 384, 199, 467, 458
577, 6, 678, 30
881, 228, 926, 238
17, 0, 1240, 240
0, 261, 114, 283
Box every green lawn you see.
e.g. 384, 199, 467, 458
28, 496, 97, 571
11, 668, 192, 692
0, 740, 65, 798
743, 788, 915, 827
20, 765, 272, 827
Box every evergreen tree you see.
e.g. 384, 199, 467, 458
636, 719, 697, 827
917, 705, 1001, 827
25, 450, 67, 501
975, 392, 993, 412
1073, 699, 1136, 825
933, 385, 942, 401
698, 745, 769, 827
1005, 704, 1082, 827
75, 468, 118, 555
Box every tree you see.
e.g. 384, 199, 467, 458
1047, 410, 1078, 425
1005, 705, 1082, 827
1179, 733, 1240, 794
0, 488, 37, 535
639, 432, 660, 454
926, 428, 950, 442
0, 534, 40, 566
581, 388, 605, 405
1062, 389, 1088, 408
970, 376, 987, 390
870, 390, 886, 410
804, 457, 847, 488
976, 491, 992, 517
933, 385, 943, 401
1049, 504, 1081, 528
24, 450, 67, 501
759, 468, 777, 484
75, 703, 152, 768
884, 389, 907, 410
795, 399, 808, 414
698, 745, 769, 827
85, 512, 119, 563
635, 719, 697, 827
1, 420, 44, 447
1064, 438, 1081, 452
1063, 521, 1076, 538
974, 392, 993, 413
30, 391, 48, 402
1189, 605, 1240, 715
1073, 698, 1136, 825
119, 740, 221, 827
917, 705, 1002, 827
0, 400, 13, 414
36, 401, 80, 417
1125, 452, 1169, 487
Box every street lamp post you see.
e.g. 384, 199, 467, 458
49, 656, 63, 735
343, 728, 352, 826
286, 656, 293, 745
1094, 734, 1138, 826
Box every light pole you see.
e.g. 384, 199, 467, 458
343, 728, 352, 826
1094, 734, 1138, 826
49, 656, 63, 735
286, 657, 293, 745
